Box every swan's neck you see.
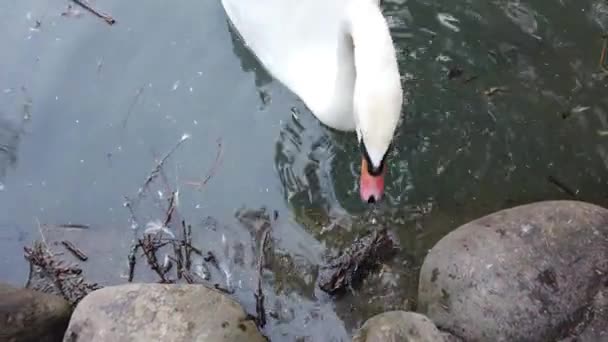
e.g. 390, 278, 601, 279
347, 0, 402, 168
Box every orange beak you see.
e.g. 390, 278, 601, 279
360, 157, 385, 203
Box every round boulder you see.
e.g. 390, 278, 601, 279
418, 200, 608, 342
63, 283, 266, 342
352, 311, 447, 342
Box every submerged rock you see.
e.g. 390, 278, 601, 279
63, 283, 265, 342
418, 200, 608, 342
0, 282, 72, 342
352, 311, 446, 342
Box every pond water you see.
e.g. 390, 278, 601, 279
1, 0, 608, 340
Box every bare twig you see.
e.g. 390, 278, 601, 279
600, 34, 608, 73
183, 271, 195, 284
136, 134, 190, 203
547, 175, 577, 197
139, 236, 171, 283
70, 0, 116, 25
61, 240, 88, 261
190, 245, 202, 255
164, 191, 177, 227
123, 196, 141, 230
121, 85, 144, 129
127, 242, 138, 282
45, 223, 90, 230
171, 238, 184, 280
255, 224, 271, 328
214, 283, 235, 295
156, 158, 182, 226
34, 217, 51, 253
182, 220, 193, 271
184, 138, 223, 189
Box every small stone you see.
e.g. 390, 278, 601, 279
418, 200, 608, 342
63, 283, 265, 342
0, 282, 72, 342
352, 311, 446, 342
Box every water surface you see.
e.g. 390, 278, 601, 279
1, 0, 608, 340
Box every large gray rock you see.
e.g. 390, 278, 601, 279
352, 311, 446, 342
63, 283, 266, 342
0, 282, 72, 342
418, 200, 608, 342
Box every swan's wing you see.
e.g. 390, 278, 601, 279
220, 0, 355, 121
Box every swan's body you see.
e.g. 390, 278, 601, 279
221, 0, 403, 202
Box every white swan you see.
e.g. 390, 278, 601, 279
220, 0, 403, 203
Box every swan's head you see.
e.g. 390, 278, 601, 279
354, 73, 402, 203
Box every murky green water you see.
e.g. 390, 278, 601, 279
1, 0, 608, 340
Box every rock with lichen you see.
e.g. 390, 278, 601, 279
352, 311, 447, 342
418, 200, 608, 342
63, 283, 266, 342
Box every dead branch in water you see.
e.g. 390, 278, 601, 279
60, 240, 88, 261
600, 34, 608, 73
182, 220, 193, 271
254, 219, 272, 329
70, 0, 116, 25
318, 228, 398, 295
214, 283, 236, 295
123, 195, 142, 230
127, 185, 201, 283
164, 191, 177, 227
127, 242, 138, 282
24, 241, 100, 306
138, 235, 172, 283
547, 175, 578, 198
135, 134, 190, 204
121, 85, 144, 129
45, 223, 90, 230
184, 138, 223, 190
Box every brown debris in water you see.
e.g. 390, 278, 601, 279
255, 225, 271, 329
236, 207, 276, 329
317, 227, 398, 295
138, 235, 173, 283
184, 137, 224, 190
127, 217, 200, 284
124, 132, 222, 285
69, 0, 116, 25
125, 162, 212, 286
23, 241, 100, 306
45, 223, 90, 230
600, 34, 608, 73
134, 134, 190, 205
547, 175, 578, 198
60, 240, 88, 261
